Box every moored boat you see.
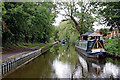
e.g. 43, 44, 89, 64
75, 39, 106, 58
75, 32, 106, 58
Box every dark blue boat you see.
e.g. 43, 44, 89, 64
75, 39, 106, 58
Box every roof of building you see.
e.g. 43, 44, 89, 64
88, 32, 102, 36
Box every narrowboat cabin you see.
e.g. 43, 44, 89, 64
75, 32, 106, 58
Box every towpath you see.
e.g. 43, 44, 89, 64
1, 45, 43, 62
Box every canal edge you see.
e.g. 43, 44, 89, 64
1, 42, 58, 78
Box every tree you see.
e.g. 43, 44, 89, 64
56, 2, 95, 35
56, 20, 80, 43
101, 2, 120, 33
91, 2, 120, 32
2, 2, 57, 46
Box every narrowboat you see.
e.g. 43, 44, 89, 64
75, 32, 106, 58
75, 39, 106, 58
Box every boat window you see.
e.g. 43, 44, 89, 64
98, 43, 102, 48
94, 43, 97, 49
98, 40, 104, 48
76, 41, 79, 46
88, 41, 94, 49
79, 41, 88, 50
100, 40, 104, 48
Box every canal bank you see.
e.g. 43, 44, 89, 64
1, 42, 58, 78
3, 44, 120, 79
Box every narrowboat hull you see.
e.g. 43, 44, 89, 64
75, 45, 106, 58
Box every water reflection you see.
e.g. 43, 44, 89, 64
4, 44, 120, 78
51, 44, 78, 78
52, 59, 71, 78
101, 62, 120, 78
73, 51, 120, 78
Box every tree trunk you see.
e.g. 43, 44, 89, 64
25, 32, 28, 43
69, 15, 81, 35
31, 34, 35, 43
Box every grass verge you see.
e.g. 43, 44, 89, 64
12, 42, 45, 48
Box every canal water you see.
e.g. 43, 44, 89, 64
4, 44, 120, 78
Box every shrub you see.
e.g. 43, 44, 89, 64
104, 38, 120, 55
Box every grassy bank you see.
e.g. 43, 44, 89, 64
3, 42, 55, 54
13, 42, 55, 48
104, 38, 120, 55
12, 43, 45, 48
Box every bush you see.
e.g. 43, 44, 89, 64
104, 38, 120, 55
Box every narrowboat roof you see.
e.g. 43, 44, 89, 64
87, 39, 103, 41
88, 32, 102, 37
81, 31, 92, 36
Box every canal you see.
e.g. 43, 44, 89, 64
4, 44, 120, 78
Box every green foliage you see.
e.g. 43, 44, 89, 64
99, 28, 109, 35
99, 2, 120, 28
12, 42, 53, 49
13, 42, 45, 48
91, 2, 120, 32
104, 38, 120, 55
2, 2, 57, 46
56, 20, 80, 44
